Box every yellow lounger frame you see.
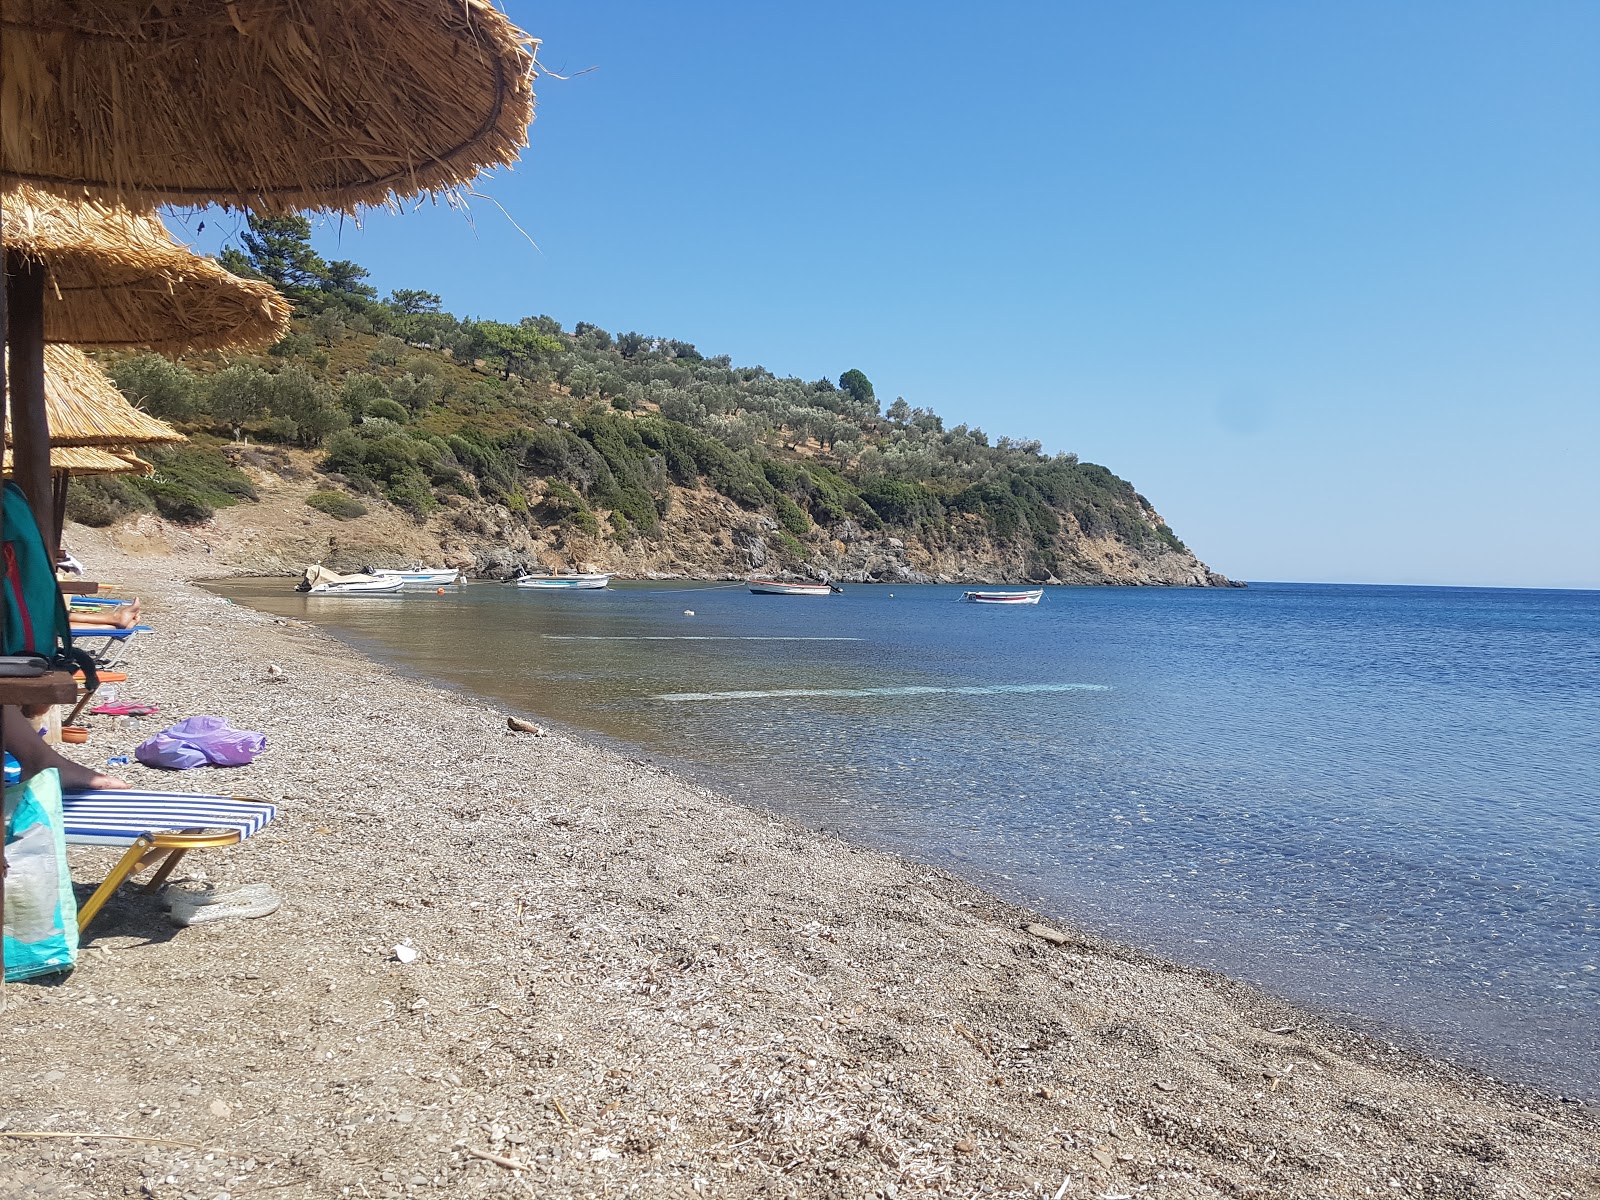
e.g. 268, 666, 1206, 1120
75, 811, 272, 933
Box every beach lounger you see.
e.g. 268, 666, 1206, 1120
69, 624, 152, 669
60, 788, 277, 932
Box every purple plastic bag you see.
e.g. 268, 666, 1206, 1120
135, 716, 267, 770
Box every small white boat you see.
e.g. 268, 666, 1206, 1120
296, 565, 404, 596
514, 573, 612, 590
372, 567, 461, 586
748, 577, 842, 596
961, 588, 1044, 605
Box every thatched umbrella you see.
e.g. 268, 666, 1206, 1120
4, 445, 152, 477
3, 186, 281, 549
0, 0, 539, 215
2, 186, 291, 353
2, 442, 154, 540
3, 342, 185, 563
6, 346, 186, 450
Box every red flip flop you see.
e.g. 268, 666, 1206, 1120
89, 702, 160, 717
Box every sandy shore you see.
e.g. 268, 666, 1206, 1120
2, 533, 1595, 1199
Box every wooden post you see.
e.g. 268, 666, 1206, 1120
6, 257, 55, 560
52, 470, 69, 555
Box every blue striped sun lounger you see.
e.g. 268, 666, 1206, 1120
60, 788, 277, 932
69, 624, 153, 669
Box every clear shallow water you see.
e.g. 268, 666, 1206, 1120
214, 578, 1600, 1096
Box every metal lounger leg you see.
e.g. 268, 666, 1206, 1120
142, 848, 189, 893
77, 837, 153, 932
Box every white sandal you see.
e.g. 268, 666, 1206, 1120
167, 889, 282, 926
163, 881, 276, 909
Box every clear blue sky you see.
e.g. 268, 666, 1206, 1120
176, 1, 1600, 588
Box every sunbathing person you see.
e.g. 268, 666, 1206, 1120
70, 598, 142, 629
4, 705, 128, 790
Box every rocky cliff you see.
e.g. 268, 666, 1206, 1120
90, 447, 1236, 587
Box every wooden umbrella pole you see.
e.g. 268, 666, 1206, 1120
6, 257, 56, 560
52, 471, 68, 555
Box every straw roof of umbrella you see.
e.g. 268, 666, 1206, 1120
2, 184, 291, 353
2, 345, 186, 449
1, 0, 539, 214
3, 444, 153, 478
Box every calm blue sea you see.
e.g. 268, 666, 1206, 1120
217, 578, 1600, 1097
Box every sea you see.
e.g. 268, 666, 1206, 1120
212, 577, 1600, 1098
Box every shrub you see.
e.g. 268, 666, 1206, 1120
338, 372, 391, 417
306, 490, 368, 520
205, 363, 275, 427
771, 528, 806, 560
860, 478, 939, 526
369, 334, 406, 366
138, 481, 213, 524
385, 467, 437, 518
365, 397, 410, 424
108, 354, 200, 421
775, 494, 810, 537
65, 476, 153, 527
140, 444, 257, 504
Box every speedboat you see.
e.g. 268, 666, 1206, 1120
748, 577, 842, 596
514, 572, 612, 590
961, 588, 1044, 605
372, 567, 461, 586
296, 565, 404, 596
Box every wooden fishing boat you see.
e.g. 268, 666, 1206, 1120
514, 573, 612, 590
961, 588, 1044, 605
373, 567, 461, 586
747, 577, 842, 596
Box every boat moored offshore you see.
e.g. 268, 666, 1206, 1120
514, 572, 612, 590
296, 565, 405, 596
372, 567, 461, 586
961, 588, 1044, 605
747, 577, 842, 596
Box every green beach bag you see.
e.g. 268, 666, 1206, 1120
1, 481, 97, 688
3, 768, 78, 982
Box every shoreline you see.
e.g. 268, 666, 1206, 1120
3, 532, 1595, 1198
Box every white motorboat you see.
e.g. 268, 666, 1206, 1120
372, 567, 462, 586
961, 588, 1044, 605
747, 577, 842, 596
296, 565, 405, 596
514, 573, 612, 590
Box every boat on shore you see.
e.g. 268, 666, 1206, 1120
372, 567, 461, 586
514, 572, 612, 590
961, 588, 1044, 605
747, 577, 843, 596
296, 565, 404, 596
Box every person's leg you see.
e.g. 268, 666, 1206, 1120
71, 599, 141, 629
4, 705, 128, 790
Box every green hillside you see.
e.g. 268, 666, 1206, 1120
84, 217, 1205, 583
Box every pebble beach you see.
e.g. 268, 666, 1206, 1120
2, 534, 1596, 1199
